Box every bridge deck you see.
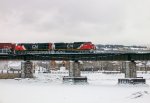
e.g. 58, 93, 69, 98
0, 53, 150, 61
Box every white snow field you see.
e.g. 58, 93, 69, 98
0, 71, 150, 103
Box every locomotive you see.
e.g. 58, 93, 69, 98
0, 43, 15, 54
0, 42, 96, 54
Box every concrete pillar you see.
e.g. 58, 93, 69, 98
74, 61, 81, 77
69, 61, 74, 77
69, 61, 81, 77
21, 61, 33, 78
118, 60, 146, 84
78, 62, 82, 76
125, 61, 136, 78
63, 60, 87, 83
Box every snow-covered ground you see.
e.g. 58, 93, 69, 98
0, 71, 150, 103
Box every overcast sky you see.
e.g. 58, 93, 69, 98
0, 0, 150, 45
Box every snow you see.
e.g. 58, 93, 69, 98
7, 61, 22, 70
0, 71, 150, 103
59, 66, 67, 71
0, 61, 9, 70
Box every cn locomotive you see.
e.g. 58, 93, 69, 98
0, 43, 15, 54
0, 42, 96, 54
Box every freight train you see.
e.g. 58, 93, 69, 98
0, 42, 96, 54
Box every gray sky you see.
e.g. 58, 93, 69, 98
0, 0, 150, 45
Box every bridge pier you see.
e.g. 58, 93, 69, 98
63, 60, 87, 83
21, 61, 34, 78
125, 61, 136, 78
118, 60, 145, 84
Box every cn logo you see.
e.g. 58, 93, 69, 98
67, 44, 73, 49
32, 45, 38, 49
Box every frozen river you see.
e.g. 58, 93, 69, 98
0, 72, 150, 103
